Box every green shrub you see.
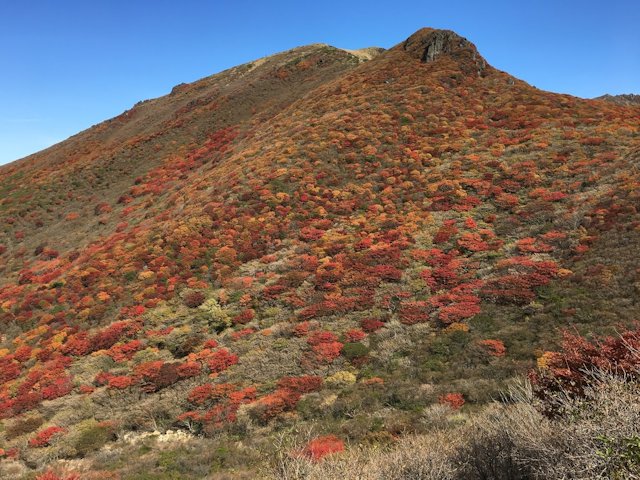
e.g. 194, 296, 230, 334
341, 342, 370, 360
73, 420, 115, 456
198, 298, 231, 332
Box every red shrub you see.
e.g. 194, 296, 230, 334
253, 392, 288, 421
531, 328, 640, 414
154, 362, 180, 391
368, 264, 403, 282
464, 217, 477, 229
132, 305, 146, 316
361, 318, 385, 332
184, 290, 206, 308
433, 221, 458, 244
0, 358, 21, 384
36, 471, 80, 480
41, 376, 73, 400
13, 345, 32, 362
94, 372, 113, 386
29, 426, 66, 447
306, 331, 343, 362
516, 237, 553, 253
495, 192, 519, 209
399, 301, 431, 325
299, 226, 325, 241
137, 362, 180, 391
312, 342, 343, 362
206, 349, 239, 373
9, 391, 42, 415
345, 329, 366, 342
231, 328, 255, 340
134, 361, 164, 379
580, 136, 605, 146
262, 284, 287, 300
0, 447, 18, 459
188, 384, 216, 405
94, 202, 112, 216
479, 339, 506, 357
61, 333, 91, 356
457, 232, 489, 252
439, 392, 465, 410
432, 293, 481, 324
303, 435, 345, 461
233, 308, 255, 325
314, 262, 344, 285
254, 376, 323, 422
108, 376, 135, 390
293, 321, 313, 337
307, 331, 339, 346
277, 375, 323, 395
79, 385, 95, 394
177, 361, 202, 378
107, 339, 144, 362
91, 321, 139, 351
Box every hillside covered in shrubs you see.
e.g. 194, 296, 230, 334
0, 28, 639, 478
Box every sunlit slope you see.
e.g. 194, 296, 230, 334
0, 28, 638, 473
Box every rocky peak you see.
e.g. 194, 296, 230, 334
596, 93, 640, 106
401, 28, 487, 75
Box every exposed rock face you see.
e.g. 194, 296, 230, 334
401, 28, 487, 75
343, 46, 386, 62
596, 94, 640, 106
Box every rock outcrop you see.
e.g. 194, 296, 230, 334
401, 28, 487, 75
596, 93, 640, 106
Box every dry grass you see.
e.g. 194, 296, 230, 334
268, 372, 640, 480
268, 427, 460, 480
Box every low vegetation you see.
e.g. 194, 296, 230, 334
0, 27, 639, 478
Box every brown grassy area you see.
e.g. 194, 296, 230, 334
269, 373, 640, 480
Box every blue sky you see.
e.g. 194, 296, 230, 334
1, 0, 638, 165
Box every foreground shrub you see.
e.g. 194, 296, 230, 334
270, 372, 640, 479
530, 327, 640, 415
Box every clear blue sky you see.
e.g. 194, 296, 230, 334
1, 0, 638, 165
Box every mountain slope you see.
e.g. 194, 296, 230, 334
0, 28, 639, 478
0, 43, 364, 284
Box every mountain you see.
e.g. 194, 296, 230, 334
0, 28, 639, 478
596, 93, 640, 106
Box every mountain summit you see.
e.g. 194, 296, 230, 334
401, 27, 486, 71
0, 28, 639, 478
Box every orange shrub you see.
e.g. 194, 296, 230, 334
439, 392, 465, 410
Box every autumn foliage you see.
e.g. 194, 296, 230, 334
439, 393, 465, 410
29, 426, 66, 447
0, 27, 638, 475
302, 435, 345, 460
531, 327, 640, 414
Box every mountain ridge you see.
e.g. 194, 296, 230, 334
596, 93, 640, 106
